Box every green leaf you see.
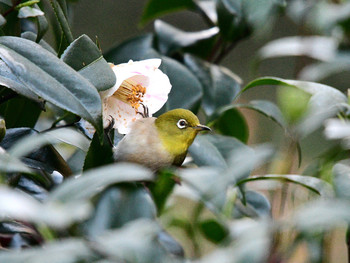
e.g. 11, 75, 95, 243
84, 184, 156, 237
184, 54, 241, 117
0, 14, 6, 26
83, 130, 113, 171
189, 135, 227, 168
199, 219, 229, 244
235, 100, 286, 128
49, 0, 73, 44
211, 107, 248, 142
158, 56, 203, 113
34, 4, 49, 43
0, 95, 42, 128
50, 163, 154, 202
237, 174, 333, 197
333, 163, 350, 200
154, 20, 219, 57
21, 31, 56, 55
234, 190, 271, 218
149, 170, 176, 215
17, 6, 43, 18
0, 36, 103, 134
0, 61, 41, 102
61, 34, 116, 91
216, 0, 251, 42
140, 0, 196, 26
104, 34, 155, 64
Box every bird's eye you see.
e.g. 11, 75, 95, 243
177, 119, 187, 129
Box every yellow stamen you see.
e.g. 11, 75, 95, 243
113, 78, 146, 111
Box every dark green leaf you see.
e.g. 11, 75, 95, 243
237, 174, 333, 197
49, 0, 73, 44
140, 0, 196, 26
0, 150, 31, 173
0, 14, 6, 26
0, 37, 103, 134
184, 54, 240, 117
200, 219, 229, 244
61, 34, 116, 91
216, 0, 251, 41
83, 130, 113, 171
0, 95, 41, 128
34, 4, 48, 43
104, 34, 155, 64
154, 20, 218, 57
148, 169, 176, 215
212, 107, 248, 142
158, 56, 203, 113
21, 31, 56, 55
84, 184, 156, 237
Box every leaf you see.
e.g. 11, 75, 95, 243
333, 163, 350, 200
235, 100, 286, 128
83, 130, 113, 171
211, 107, 249, 142
0, 149, 32, 173
0, 186, 91, 228
0, 237, 93, 263
49, 0, 73, 44
158, 56, 203, 113
49, 163, 154, 202
188, 135, 227, 168
21, 31, 56, 55
184, 54, 241, 117
84, 184, 156, 237
195, 0, 217, 24
1, 128, 72, 177
226, 144, 275, 184
104, 34, 155, 64
0, 60, 41, 102
0, 93, 42, 128
61, 34, 116, 91
216, 0, 252, 41
0, 14, 5, 26
0, 36, 103, 133
148, 169, 176, 215
34, 4, 48, 42
199, 219, 229, 244
140, 0, 196, 26
154, 20, 219, 57
234, 190, 271, 218
237, 174, 333, 197
17, 6, 44, 18
257, 36, 337, 62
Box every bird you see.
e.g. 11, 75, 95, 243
113, 108, 210, 171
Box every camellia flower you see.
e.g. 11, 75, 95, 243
99, 59, 172, 134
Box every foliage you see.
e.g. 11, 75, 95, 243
0, 0, 350, 262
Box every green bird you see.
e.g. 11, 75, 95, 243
113, 108, 210, 170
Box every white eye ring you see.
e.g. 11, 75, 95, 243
177, 119, 188, 129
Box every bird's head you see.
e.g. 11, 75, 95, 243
155, 109, 210, 156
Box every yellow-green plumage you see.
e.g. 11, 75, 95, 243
113, 108, 210, 170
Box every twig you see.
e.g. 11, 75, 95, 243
2, 0, 22, 17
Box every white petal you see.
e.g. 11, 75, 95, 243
103, 96, 142, 134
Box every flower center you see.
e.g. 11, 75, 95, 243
113, 78, 146, 110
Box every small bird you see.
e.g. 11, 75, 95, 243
113, 108, 210, 170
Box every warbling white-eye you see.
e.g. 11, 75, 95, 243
113, 108, 210, 170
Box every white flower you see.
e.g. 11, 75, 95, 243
100, 59, 172, 134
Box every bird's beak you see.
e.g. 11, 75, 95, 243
193, 124, 211, 131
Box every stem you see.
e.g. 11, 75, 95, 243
207, 36, 223, 62
347, 227, 350, 263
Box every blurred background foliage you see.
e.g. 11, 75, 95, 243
1, 0, 350, 262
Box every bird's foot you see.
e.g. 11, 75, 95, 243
137, 103, 149, 118
104, 115, 115, 147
